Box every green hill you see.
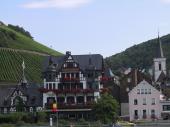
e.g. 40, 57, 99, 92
105, 34, 170, 74
0, 22, 62, 83
0, 24, 62, 56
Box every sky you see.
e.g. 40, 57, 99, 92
1, 0, 170, 57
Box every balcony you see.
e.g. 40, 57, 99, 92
57, 103, 94, 109
39, 88, 97, 94
60, 77, 80, 83
100, 88, 109, 93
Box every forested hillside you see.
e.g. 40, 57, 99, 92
105, 34, 170, 74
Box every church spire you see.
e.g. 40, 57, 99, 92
21, 60, 27, 84
158, 31, 164, 58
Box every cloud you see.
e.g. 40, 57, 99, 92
21, 0, 92, 9
161, 0, 170, 3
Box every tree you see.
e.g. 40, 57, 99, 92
92, 93, 119, 124
14, 96, 25, 112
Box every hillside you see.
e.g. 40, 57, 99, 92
0, 22, 62, 83
105, 34, 170, 74
0, 23, 62, 56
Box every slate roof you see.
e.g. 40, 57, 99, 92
43, 53, 104, 72
155, 35, 164, 58
157, 71, 166, 82
0, 85, 16, 107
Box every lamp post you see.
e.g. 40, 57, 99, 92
52, 102, 58, 127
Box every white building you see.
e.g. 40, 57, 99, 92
129, 80, 161, 121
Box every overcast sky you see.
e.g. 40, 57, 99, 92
1, 0, 170, 57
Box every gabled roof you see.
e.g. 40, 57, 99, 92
157, 71, 166, 82
0, 85, 16, 107
43, 53, 104, 72
128, 80, 160, 95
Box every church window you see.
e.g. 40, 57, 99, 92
159, 63, 162, 71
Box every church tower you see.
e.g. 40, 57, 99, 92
153, 33, 166, 82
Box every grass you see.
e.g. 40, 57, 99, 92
0, 25, 62, 56
0, 24, 63, 83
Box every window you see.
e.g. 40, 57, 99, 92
151, 109, 155, 116
143, 110, 147, 118
134, 99, 138, 105
49, 83, 52, 90
76, 73, 79, 78
141, 89, 144, 94
127, 78, 131, 83
137, 89, 140, 94
46, 83, 48, 89
53, 83, 56, 90
163, 105, 170, 111
49, 74, 52, 80
148, 89, 151, 94
134, 110, 138, 119
159, 63, 162, 71
151, 98, 156, 105
145, 89, 147, 94
143, 98, 146, 105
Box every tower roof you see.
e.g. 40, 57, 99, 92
156, 33, 164, 58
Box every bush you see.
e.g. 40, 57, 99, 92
16, 121, 25, 126
77, 118, 89, 125
37, 112, 47, 122
0, 124, 15, 127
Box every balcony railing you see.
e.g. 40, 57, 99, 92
39, 88, 98, 94
60, 77, 80, 82
45, 102, 94, 109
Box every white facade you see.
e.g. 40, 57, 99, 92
129, 80, 161, 121
153, 58, 166, 81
